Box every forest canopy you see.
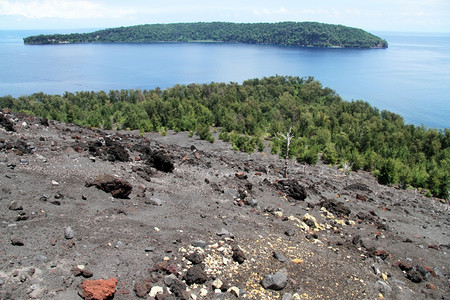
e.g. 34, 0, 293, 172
1, 76, 447, 198
23, 22, 388, 49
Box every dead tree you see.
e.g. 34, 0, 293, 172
278, 127, 293, 178
343, 161, 353, 186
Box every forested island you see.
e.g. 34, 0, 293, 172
23, 22, 388, 48
1, 76, 447, 198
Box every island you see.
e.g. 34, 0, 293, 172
23, 22, 388, 48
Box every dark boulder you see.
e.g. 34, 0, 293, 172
134, 280, 152, 298
319, 199, 351, 217
136, 166, 156, 182
87, 139, 129, 162
275, 180, 307, 201
165, 275, 187, 298
261, 269, 288, 291
106, 144, 129, 162
146, 151, 174, 173
185, 252, 203, 265
406, 270, 424, 283
12, 139, 32, 155
232, 247, 246, 264
0, 113, 15, 131
184, 264, 208, 285
86, 174, 132, 199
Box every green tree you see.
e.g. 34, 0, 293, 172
322, 142, 338, 165
377, 158, 400, 186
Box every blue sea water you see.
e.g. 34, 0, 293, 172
0, 29, 449, 129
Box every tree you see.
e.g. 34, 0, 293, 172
377, 158, 399, 186
278, 127, 294, 178
297, 146, 319, 165
196, 124, 214, 143
322, 142, 338, 165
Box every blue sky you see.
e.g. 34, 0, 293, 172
1, 0, 449, 32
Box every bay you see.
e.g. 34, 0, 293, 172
0, 29, 449, 129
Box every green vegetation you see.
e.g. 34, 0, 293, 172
1, 76, 447, 198
23, 22, 387, 48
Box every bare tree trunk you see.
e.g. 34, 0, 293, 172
279, 127, 293, 178
343, 162, 353, 187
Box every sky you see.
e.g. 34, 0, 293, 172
0, 0, 449, 33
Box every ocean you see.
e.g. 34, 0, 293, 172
0, 30, 449, 128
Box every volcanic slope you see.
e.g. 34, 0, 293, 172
0, 110, 448, 299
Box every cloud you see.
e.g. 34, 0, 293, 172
0, 0, 135, 19
253, 6, 290, 16
400, 11, 425, 16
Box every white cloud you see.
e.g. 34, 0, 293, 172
0, 0, 135, 19
400, 11, 425, 16
253, 6, 291, 16
345, 9, 361, 16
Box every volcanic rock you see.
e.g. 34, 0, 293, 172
275, 179, 307, 201
105, 139, 129, 162
356, 194, 367, 201
398, 261, 413, 272
184, 264, 208, 285
273, 251, 288, 263
134, 280, 152, 298
11, 238, 24, 246
8, 201, 23, 211
261, 268, 288, 291
165, 275, 187, 297
406, 270, 424, 283
85, 174, 132, 199
185, 252, 203, 265
232, 247, 246, 264
64, 226, 74, 239
0, 112, 15, 131
319, 199, 351, 216
191, 240, 207, 248
79, 278, 118, 300
146, 150, 174, 173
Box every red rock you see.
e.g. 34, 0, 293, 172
150, 261, 178, 275
373, 249, 389, 260
73, 146, 83, 153
134, 280, 152, 298
235, 172, 247, 179
49, 238, 57, 246
397, 261, 413, 272
422, 266, 437, 277
426, 283, 436, 290
356, 194, 367, 201
79, 278, 118, 300
428, 244, 440, 250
